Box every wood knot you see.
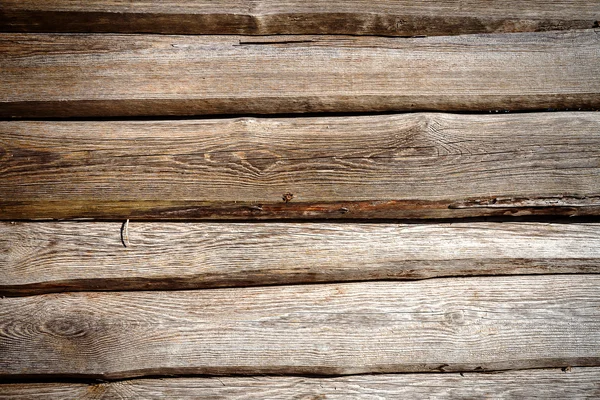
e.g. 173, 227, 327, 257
444, 310, 465, 325
43, 317, 88, 338
282, 192, 294, 203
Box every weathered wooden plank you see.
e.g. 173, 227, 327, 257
1, 1, 598, 36
2, 222, 600, 295
1, 30, 599, 118
1, 276, 599, 379
1, 368, 599, 399
1, 113, 599, 220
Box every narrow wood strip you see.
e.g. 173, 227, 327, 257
1, 276, 599, 379
2, 222, 599, 295
1, 113, 599, 220
1, 1, 597, 36
1, 368, 599, 399
1, 30, 599, 117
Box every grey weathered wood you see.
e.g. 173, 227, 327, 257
1, 1, 598, 36
2, 221, 600, 295
1, 276, 599, 379
2, 1, 599, 36
1, 30, 599, 118
1, 368, 599, 399
1, 113, 599, 220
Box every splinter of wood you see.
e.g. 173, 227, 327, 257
120, 219, 130, 248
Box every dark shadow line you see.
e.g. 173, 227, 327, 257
1, 109, 598, 123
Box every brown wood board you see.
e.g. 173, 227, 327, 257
1, 0, 598, 36
1, 30, 600, 117
1, 113, 599, 220
1, 276, 599, 379
2, 221, 600, 295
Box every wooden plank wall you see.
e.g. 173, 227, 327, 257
1, 1, 599, 398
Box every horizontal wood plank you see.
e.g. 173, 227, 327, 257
1, 113, 599, 220
1, 1, 598, 36
1, 368, 599, 399
1, 276, 599, 379
1, 30, 599, 117
2, 222, 600, 295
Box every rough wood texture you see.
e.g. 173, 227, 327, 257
1, 113, 599, 220
1, 30, 599, 118
1, 276, 599, 379
1, 368, 599, 399
1, 1, 598, 36
2, 222, 600, 295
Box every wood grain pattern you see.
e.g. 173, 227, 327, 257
1, 276, 599, 379
1, 368, 599, 399
1, 30, 599, 118
2, 221, 600, 295
1, 1, 598, 36
1, 113, 599, 220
